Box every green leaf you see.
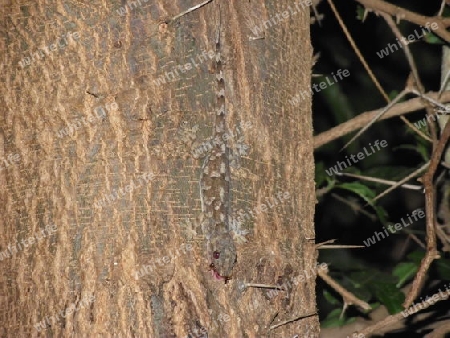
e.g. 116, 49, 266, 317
323, 289, 340, 305
349, 269, 384, 288
388, 90, 402, 101
342, 270, 381, 303
355, 6, 366, 21
315, 162, 327, 186
316, 176, 336, 201
321, 309, 356, 328
336, 182, 387, 223
337, 182, 375, 203
415, 142, 430, 162
345, 270, 404, 313
407, 250, 426, 264
371, 282, 405, 314
349, 269, 395, 287
404, 123, 431, 160
443, 7, 450, 17
435, 258, 450, 280
423, 32, 444, 45
393, 262, 418, 288
366, 302, 380, 313
316, 76, 354, 125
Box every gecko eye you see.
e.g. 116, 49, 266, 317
213, 251, 220, 259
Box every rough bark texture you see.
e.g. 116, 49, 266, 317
0, 0, 315, 336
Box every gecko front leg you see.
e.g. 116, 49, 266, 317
207, 230, 237, 283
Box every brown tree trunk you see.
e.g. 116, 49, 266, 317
0, 0, 316, 336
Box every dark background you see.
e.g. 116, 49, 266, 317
311, 0, 449, 331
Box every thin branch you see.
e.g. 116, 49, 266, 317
327, 0, 423, 150
166, 0, 213, 23
399, 115, 432, 143
403, 117, 450, 307
341, 90, 409, 150
268, 312, 317, 331
359, 286, 450, 336
331, 192, 377, 220
328, 0, 433, 148
438, 70, 450, 97
409, 233, 426, 249
318, 244, 365, 249
315, 239, 336, 248
372, 161, 429, 202
435, 224, 450, 252
336, 172, 423, 190
314, 91, 450, 149
317, 268, 371, 311
438, 0, 446, 17
354, 0, 450, 43
413, 89, 450, 110
381, 14, 438, 142
357, 311, 414, 336
425, 321, 450, 338
381, 14, 422, 92
327, 0, 389, 102
244, 283, 284, 290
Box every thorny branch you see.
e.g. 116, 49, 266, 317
327, 0, 434, 149
316, 0, 450, 335
317, 268, 371, 312
313, 91, 450, 148
355, 0, 450, 43
402, 115, 450, 307
380, 13, 439, 143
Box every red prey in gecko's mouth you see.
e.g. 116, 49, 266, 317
209, 262, 231, 283
207, 232, 236, 283
208, 249, 232, 283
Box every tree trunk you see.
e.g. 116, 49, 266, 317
0, 0, 316, 336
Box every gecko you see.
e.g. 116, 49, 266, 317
200, 5, 237, 283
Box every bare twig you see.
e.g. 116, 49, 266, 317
268, 312, 317, 331
413, 89, 450, 111
359, 286, 450, 336
437, 0, 446, 17
409, 233, 426, 249
327, 0, 432, 148
166, 0, 213, 23
331, 193, 377, 220
354, 0, 450, 43
438, 70, 450, 97
381, 14, 438, 142
317, 268, 371, 311
314, 91, 450, 149
435, 224, 450, 252
399, 114, 433, 143
340, 90, 427, 150
336, 172, 423, 190
327, 0, 388, 102
424, 321, 450, 338
315, 239, 336, 248
372, 161, 429, 202
244, 283, 284, 290
382, 15, 422, 90
357, 311, 412, 336
403, 118, 450, 307
318, 244, 365, 249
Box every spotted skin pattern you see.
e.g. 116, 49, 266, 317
200, 8, 237, 283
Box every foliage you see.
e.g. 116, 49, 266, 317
313, 0, 450, 334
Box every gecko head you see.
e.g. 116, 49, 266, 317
208, 233, 237, 283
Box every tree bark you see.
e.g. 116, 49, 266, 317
0, 0, 316, 336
